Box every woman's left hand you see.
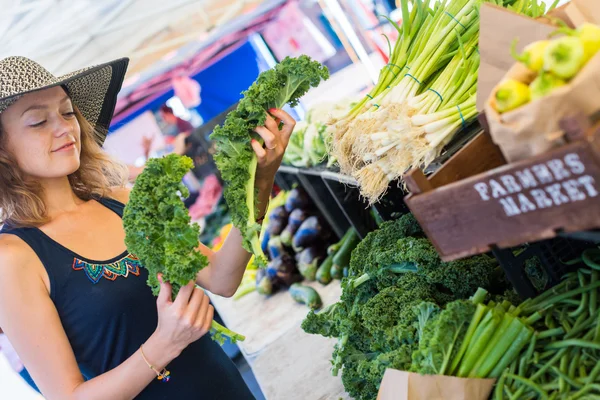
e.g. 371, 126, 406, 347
251, 108, 296, 188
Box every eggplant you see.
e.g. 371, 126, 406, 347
256, 268, 276, 295
273, 253, 297, 275
265, 263, 279, 281
266, 206, 288, 236
267, 219, 286, 237
293, 216, 331, 251
297, 246, 325, 281
261, 230, 271, 258
284, 188, 310, 213
280, 209, 308, 247
268, 236, 286, 260
267, 254, 303, 287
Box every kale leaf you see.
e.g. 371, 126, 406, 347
210, 55, 329, 266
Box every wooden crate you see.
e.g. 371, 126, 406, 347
404, 116, 600, 261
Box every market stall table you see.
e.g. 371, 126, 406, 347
250, 320, 351, 400
209, 281, 349, 399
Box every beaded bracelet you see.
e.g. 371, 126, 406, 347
140, 345, 171, 382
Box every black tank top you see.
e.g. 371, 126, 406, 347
0, 197, 254, 400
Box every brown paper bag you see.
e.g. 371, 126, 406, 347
485, 51, 600, 162
476, 3, 567, 111
377, 369, 495, 400
566, 0, 600, 26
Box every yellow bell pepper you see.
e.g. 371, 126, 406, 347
494, 79, 531, 113
543, 36, 585, 80
512, 39, 551, 73
529, 72, 567, 101
577, 23, 600, 64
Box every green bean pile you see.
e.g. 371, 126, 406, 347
495, 248, 600, 399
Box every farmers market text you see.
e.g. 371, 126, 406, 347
472, 153, 598, 217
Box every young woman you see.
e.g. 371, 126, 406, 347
0, 56, 294, 399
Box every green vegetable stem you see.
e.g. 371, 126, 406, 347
493, 246, 600, 398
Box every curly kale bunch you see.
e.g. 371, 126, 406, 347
302, 213, 511, 399
346, 213, 424, 278
210, 56, 329, 267
342, 344, 413, 399
123, 154, 205, 296
393, 237, 505, 298
123, 154, 244, 344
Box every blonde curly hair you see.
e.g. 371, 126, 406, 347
0, 106, 128, 227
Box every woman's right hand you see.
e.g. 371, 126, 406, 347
153, 274, 214, 356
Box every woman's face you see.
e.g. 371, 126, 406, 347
0, 86, 81, 180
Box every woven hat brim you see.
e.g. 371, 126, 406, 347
0, 58, 129, 146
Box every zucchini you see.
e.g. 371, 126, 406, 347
330, 263, 344, 280
316, 253, 334, 285
289, 283, 322, 309
327, 228, 354, 255
332, 229, 360, 271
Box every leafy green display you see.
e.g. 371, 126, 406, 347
210, 55, 329, 267
123, 154, 244, 344
302, 214, 512, 399
412, 288, 537, 383
495, 257, 600, 399
411, 291, 483, 376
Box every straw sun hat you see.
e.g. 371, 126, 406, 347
0, 56, 129, 145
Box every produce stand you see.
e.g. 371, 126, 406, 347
208, 281, 348, 399
401, 114, 600, 297
275, 116, 484, 241
277, 165, 383, 239
277, 165, 352, 239
260, 0, 600, 392
230, 1, 600, 399
404, 121, 600, 262
120, 1, 600, 398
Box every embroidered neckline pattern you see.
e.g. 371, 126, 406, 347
72, 253, 142, 284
